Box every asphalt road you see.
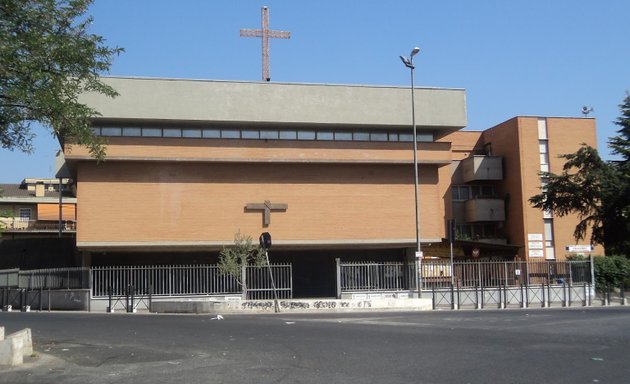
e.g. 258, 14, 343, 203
1, 307, 629, 384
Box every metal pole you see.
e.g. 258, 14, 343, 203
589, 254, 596, 294
410, 57, 423, 298
335, 258, 341, 299
265, 251, 280, 313
450, 236, 454, 287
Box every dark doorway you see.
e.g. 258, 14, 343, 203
271, 251, 337, 298
270, 248, 406, 298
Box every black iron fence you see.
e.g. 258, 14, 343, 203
337, 260, 594, 293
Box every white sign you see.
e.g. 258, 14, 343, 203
515, 269, 521, 276
415, 251, 423, 259
565, 245, 594, 253
528, 241, 544, 249
528, 249, 544, 258
528, 233, 544, 241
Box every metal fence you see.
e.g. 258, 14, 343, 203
0, 267, 89, 290
422, 260, 592, 290
338, 261, 416, 292
0, 260, 591, 299
91, 263, 293, 299
0, 268, 19, 288
338, 260, 593, 293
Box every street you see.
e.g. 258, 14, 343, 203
1, 307, 629, 383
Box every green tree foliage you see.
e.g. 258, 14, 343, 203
0, 0, 123, 159
593, 256, 630, 289
530, 92, 630, 256
218, 231, 266, 292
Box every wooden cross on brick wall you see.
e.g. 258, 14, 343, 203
246, 200, 288, 227
240, 6, 291, 81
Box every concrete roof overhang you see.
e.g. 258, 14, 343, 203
81, 77, 467, 133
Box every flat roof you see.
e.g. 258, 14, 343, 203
80, 76, 467, 131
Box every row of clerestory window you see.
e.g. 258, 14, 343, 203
91, 126, 434, 143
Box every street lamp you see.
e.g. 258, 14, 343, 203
400, 47, 422, 297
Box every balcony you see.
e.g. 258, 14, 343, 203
1, 219, 76, 233
465, 197, 505, 222
462, 155, 503, 183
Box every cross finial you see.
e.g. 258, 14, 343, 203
240, 6, 291, 81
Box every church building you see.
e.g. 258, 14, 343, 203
60, 76, 601, 297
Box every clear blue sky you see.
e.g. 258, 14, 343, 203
1, 0, 629, 182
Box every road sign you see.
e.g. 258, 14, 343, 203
565, 245, 594, 253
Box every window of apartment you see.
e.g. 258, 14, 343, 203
261, 130, 279, 140
370, 132, 388, 142
353, 132, 370, 141
316, 131, 334, 141
101, 127, 122, 136
18, 208, 31, 221
452, 186, 470, 201
544, 218, 554, 245
456, 223, 498, 240
142, 128, 162, 137
537, 118, 548, 140
452, 185, 496, 202
182, 129, 202, 138
241, 130, 260, 139
539, 140, 549, 166
279, 130, 297, 140
221, 129, 240, 139
297, 130, 316, 140
202, 129, 220, 138
122, 127, 142, 137
163, 128, 182, 138
334, 131, 353, 141
456, 224, 473, 239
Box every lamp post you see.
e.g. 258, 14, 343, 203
400, 47, 422, 297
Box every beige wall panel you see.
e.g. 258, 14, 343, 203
79, 77, 467, 129
77, 162, 445, 246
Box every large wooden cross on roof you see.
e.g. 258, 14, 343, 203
240, 6, 291, 82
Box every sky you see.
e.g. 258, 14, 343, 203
1, 0, 629, 182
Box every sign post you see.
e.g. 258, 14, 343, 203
259, 232, 280, 313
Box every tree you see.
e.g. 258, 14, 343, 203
530, 92, 630, 256
0, 0, 123, 159
218, 231, 266, 298
593, 256, 630, 290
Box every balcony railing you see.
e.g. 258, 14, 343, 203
465, 197, 505, 222
462, 155, 503, 182
0, 219, 76, 232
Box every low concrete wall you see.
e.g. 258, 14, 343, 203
1, 289, 90, 311
150, 298, 433, 314
151, 301, 222, 314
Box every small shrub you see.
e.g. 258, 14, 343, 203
218, 231, 266, 291
593, 255, 630, 289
